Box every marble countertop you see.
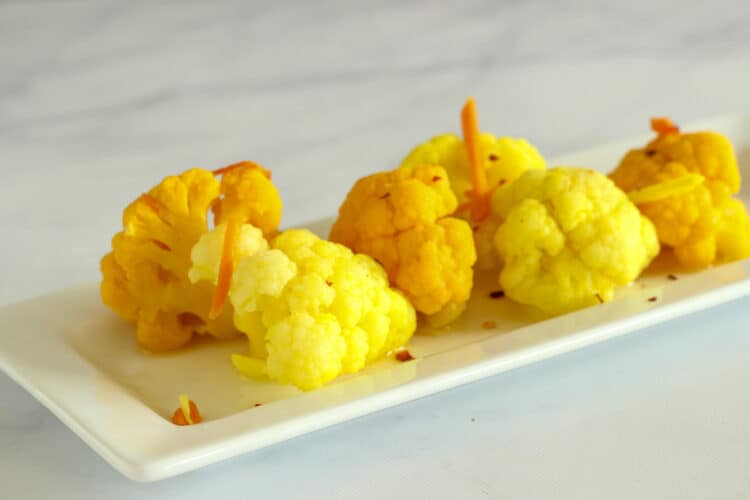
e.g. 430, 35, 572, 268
2, 1, 750, 498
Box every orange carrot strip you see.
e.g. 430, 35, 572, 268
171, 395, 203, 425
461, 97, 491, 222
209, 218, 240, 319
212, 160, 271, 179
650, 117, 679, 136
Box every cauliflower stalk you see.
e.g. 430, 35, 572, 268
329, 164, 476, 323
190, 227, 417, 391
610, 118, 750, 268
100, 162, 282, 351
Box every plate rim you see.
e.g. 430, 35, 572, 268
2, 113, 750, 482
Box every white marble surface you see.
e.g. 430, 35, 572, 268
2, 0, 750, 498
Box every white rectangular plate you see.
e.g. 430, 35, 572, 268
2, 115, 750, 482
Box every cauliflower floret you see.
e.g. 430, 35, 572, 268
610, 118, 750, 268
399, 133, 546, 205
188, 223, 268, 285
100, 163, 282, 351
492, 167, 659, 315
329, 165, 476, 320
212, 161, 282, 235
399, 99, 546, 271
192, 228, 417, 391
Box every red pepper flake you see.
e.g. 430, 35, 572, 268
325, 280, 333, 287
489, 290, 505, 299
595, 293, 603, 304
432, 175, 442, 182
645, 149, 656, 157
395, 350, 414, 362
488, 154, 499, 162
254, 403, 263, 407
177, 312, 205, 328
648, 296, 657, 302
667, 274, 678, 281
497, 179, 506, 186
380, 192, 391, 199
472, 225, 480, 232
151, 239, 171, 251
481, 320, 497, 330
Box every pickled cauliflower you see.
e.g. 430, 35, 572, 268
399, 132, 545, 207
190, 227, 416, 391
491, 167, 660, 315
329, 164, 476, 323
400, 98, 546, 270
610, 118, 750, 268
100, 162, 282, 351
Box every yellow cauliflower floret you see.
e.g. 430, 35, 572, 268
211, 161, 282, 235
399, 133, 546, 205
330, 165, 476, 320
492, 167, 659, 315
610, 118, 750, 268
100, 163, 283, 351
398, 106, 545, 273
191, 228, 417, 391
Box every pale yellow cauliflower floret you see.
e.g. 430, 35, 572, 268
492, 167, 659, 315
188, 223, 268, 285
399, 133, 546, 205
191, 228, 417, 391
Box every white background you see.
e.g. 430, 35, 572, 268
2, 1, 750, 498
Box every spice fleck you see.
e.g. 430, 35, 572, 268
395, 350, 414, 362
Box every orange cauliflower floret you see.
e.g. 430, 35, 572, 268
330, 165, 476, 323
610, 118, 750, 268
100, 162, 282, 351
491, 167, 659, 315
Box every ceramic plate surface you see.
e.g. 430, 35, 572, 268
2, 115, 750, 481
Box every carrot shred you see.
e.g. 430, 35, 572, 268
461, 97, 491, 222
209, 218, 240, 319
171, 395, 203, 425
212, 160, 271, 179
650, 117, 679, 136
